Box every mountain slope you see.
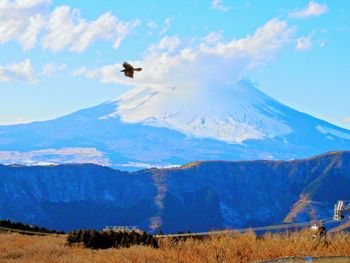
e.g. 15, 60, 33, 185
114, 80, 293, 143
0, 80, 350, 168
0, 151, 349, 232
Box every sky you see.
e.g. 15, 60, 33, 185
0, 0, 349, 130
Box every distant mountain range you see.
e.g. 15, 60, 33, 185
0, 80, 350, 169
0, 151, 349, 233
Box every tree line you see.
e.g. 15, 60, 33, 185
0, 219, 64, 234
67, 229, 159, 249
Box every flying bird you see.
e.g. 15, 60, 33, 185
121, 62, 142, 78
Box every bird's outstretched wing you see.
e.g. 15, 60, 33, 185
124, 70, 134, 78
122, 62, 133, 70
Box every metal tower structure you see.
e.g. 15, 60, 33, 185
334, 200, 350, 221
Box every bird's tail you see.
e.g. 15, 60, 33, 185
134, 68, 142, 71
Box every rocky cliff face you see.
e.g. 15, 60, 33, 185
0, 151, 349, 232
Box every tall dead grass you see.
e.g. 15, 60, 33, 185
1, 229, 350, 263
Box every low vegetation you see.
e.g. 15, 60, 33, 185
1, 229, 350, 262
0, 219, 64, 234
67, 229, 158, 249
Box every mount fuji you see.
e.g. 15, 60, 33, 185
0, 80, 350, 169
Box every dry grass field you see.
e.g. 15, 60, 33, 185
1, 230, 350, 263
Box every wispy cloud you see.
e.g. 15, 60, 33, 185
202, 31, 224, 44
289, 1, 328, 19
0, 59, 37, 84
41, 63, 66, 76
210, 0, 231, 12
159, 17, 173, 35
0, 116, 34, 125
296, 35, 313, 50
344, 117, 350, 123
74, 18, 294, 87
147, 21, 157, 30
0, 148, 111, 166
0, 1, 139, 52
146, 20, 157, 35
72, 67, 98, 79
148, 36, 181, 52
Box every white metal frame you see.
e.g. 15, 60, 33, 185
334, 200, 350, 221
102, 225, 138, 232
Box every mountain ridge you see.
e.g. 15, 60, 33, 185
1, 151, 349, 232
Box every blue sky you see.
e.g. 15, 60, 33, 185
0, 0, 349, 129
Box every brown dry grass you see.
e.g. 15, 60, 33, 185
1, 229, 350, 263
283, 195, 311, 223
329, 221, 350, 233
180, 161, 201, 169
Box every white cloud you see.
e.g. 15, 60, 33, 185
344, 117, 350, 123
202, 31, 224, 44
75, 18, 294, 87
0, 116, 34, 125
146, 21, 157, 35
73, 19, 294, 143
72, 66, 98, 79
160, 17, 172, 35
289, 1, 328, 19
0, 0, 49, 50
296, 35, 313, 50
72, 67, 87, 77
0, 148, 111, 166
149, 36, 181, 53
41, 63, 66, 76
0, 59, 37, 84
146, 21, 157, 30
42, 6, 140, 52
0, 1, 139, 52
210, 0, 231, 12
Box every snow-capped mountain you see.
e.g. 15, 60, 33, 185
111, 80, 292, 143
0, 80, 350, 169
